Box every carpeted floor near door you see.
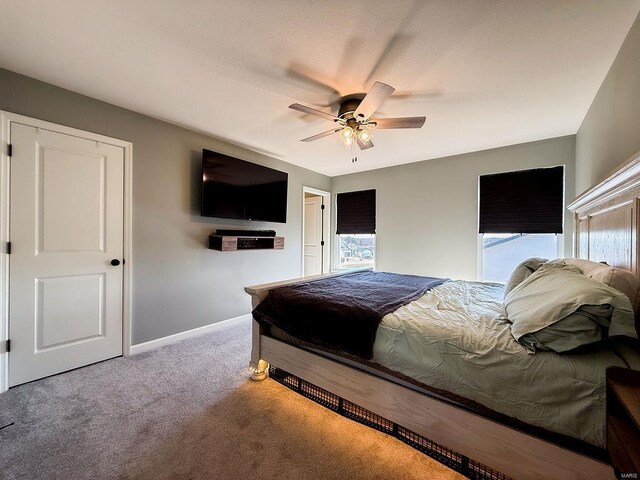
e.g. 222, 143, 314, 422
0, 318, 463, 480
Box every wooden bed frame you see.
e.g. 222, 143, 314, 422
245, 150, 640, 480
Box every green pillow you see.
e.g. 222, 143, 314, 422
505, 262, 636, 353
517, 304, 612, 353
503, 257, 547, 298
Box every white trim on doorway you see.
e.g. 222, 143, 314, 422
301, 186, 331, 276
0, 111, 134, 393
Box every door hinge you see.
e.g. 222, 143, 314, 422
321, 241, 325, 246
6, 242, 10, 255
321, 204, 325, 210
1, 339, 9, 354
7, 144, 12, 157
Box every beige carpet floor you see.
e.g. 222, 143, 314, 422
0, 318, 464, 480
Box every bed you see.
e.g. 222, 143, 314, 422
245, 151, 640, 480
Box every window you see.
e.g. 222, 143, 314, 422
482, 234, 559, 283
479, 166, 564, 282
338, 234, 376, 269
336, 189, 376, 269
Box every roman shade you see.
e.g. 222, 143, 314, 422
479, 166, 564, 234
336, 189, 376, 234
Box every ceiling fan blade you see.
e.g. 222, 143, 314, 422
372, 116, 426, 129
301, 128, 341, 142
289, 103, 339, 122
357, 137, 374, 150
365, 1, 424, 84
354, 82, 395, 121
286, 64, 340, 97
365, 34, 413, 85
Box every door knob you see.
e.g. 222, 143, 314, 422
110, 259, 121, 266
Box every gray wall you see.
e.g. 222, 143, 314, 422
332, 136, 575, 281
576, 12, 640, 194
0, 68, 331, 344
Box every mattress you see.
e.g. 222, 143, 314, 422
270, 280, 640, 449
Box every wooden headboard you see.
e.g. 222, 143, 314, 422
568, 150, 640, 277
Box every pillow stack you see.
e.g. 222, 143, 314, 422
504, 259, 638, 353
503, 257, 547, 297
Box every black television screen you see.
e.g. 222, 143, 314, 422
201, 149, 288, 223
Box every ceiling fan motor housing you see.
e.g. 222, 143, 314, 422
338, 97, 364, 119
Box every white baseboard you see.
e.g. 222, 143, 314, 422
130, 313, 251, 355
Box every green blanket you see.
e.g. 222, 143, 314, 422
372, 280, 640, 448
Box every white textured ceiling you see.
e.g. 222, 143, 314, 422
1, 1, 639, 176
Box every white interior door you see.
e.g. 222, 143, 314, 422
9, 123, 124, 386
303, 195, 324, 276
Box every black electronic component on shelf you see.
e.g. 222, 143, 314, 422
215, 229, 276, 237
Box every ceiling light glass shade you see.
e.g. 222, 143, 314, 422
358, 129, 372, 143
339, 127, 354, 143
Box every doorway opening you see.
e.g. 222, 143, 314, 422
301, 187, 331, 276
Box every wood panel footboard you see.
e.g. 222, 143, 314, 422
245, 269, 369, 376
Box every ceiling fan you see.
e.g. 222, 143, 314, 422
289, 81, 426, 161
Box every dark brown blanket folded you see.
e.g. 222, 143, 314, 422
252, 270, 448, 359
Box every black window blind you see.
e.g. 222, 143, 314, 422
479, 166, 564, 234
336, 189, 376, 235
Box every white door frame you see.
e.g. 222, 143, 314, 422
301, 186, 331, 276
0, 111, 134, 393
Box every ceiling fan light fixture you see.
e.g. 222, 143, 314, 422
339, 126, 354, 146
358, 129, 372, 144
290, 81, 426, 158
340, 126, 353, 140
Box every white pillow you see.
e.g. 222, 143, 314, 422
562, 258, 640, 315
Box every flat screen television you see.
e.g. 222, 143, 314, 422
201, 149, 288, 223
